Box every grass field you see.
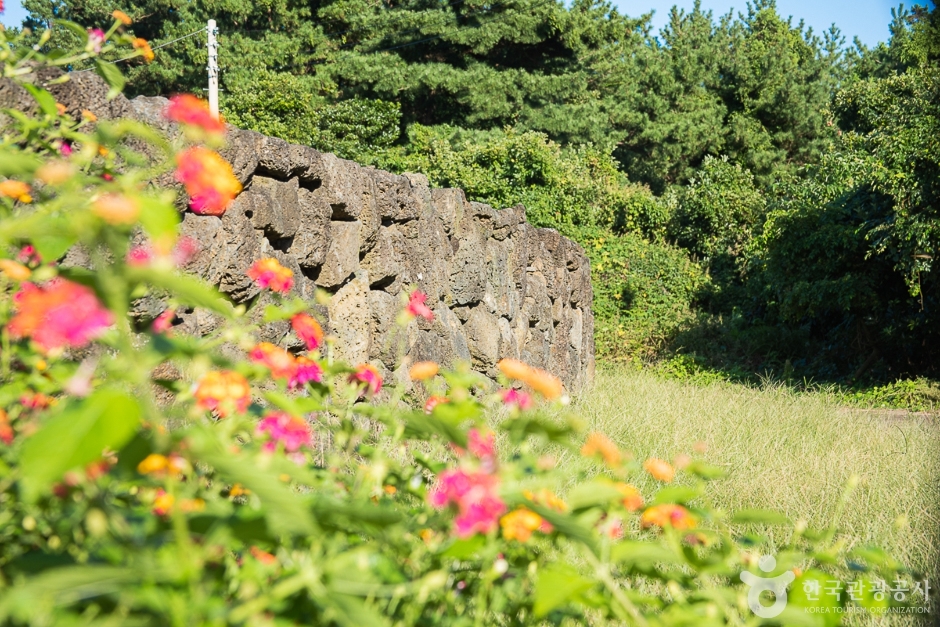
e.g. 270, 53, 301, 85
555, 366, 940, 624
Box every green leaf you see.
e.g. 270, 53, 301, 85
0, 565, 137, 622
138, 197, 180, 243
533, 564, 594, 617
0, 148, 41, 177
439, 535, 486, 559
19, 389, 142, 501
93, 59, 126, 100
32, 233, 77, 263
686, 460, 728, 480
566, 480, 626, 511
611, 541, 681, 569
731, 509, 792, 526
651, 485, 702, 505
22, 84, 59, 117
127, 267, 233, 317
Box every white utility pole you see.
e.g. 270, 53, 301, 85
207, 19, 219, 119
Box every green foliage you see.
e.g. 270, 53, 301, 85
577, 228, 706, 361
375, 124, 667, 234
0, 26, 917, 627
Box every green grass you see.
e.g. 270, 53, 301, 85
559, 365, 940, 624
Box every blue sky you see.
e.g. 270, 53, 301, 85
1, 0, 933, 47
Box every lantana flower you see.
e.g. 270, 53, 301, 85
256, 412, 312, 454
614, 483, 644, 511
132, 37, 155, 62
643, 457, 675, 483
424, 395, 448, 414
581, 432, 622, 468
291, 313, 323, 351
250, 342, 297, 381
86, 28, 105, 53
349, 364, 382, 397
404, 289, 434, 321
175, 147, 242, 216
194, 370, 251, 417
409, 361, 439, 381
166, 94, 226, 138
496, 358, 564, 400
500, 508, 544, 542
429, 469, 506, 538
92, 193, 140, 225
247, 258, 293, 293
500, 388, 533, 411
0, 180, 32, 203
290, 356, 323, 388
9, 279, 113, 353
640, 504, 695, 530
112, 9, 132, 25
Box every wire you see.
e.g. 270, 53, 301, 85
72, 26, 206, 73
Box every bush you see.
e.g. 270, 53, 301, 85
0, 23, 917, 626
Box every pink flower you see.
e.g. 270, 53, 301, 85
126, 246, 154, 266
291, 313, 323, 351
424, 395, 448, 414
247, 258, 293, 294
17, 245, 40, 265
289, 356, 323, 389
349, 364, 382, 397
405, 290, 434, 321
87, 28, 105, 53
429, 469, 506, 538
166, 94, 226, 136
9, 280, 113, 353
59, 142, 73, 158
172, 236, 200, 267
152, 309, 175, 334
501, 388, 533, 411
467, 428, 496, 463
256, 412, 311, 453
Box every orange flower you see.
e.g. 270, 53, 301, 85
424, 395, 449, 414
498, 358, 532, 381
112, 9, 132, 25
132, 37, 154, 62
92, 193, 140, 224
246, 257, 293, 294
9, 280, 113, 353
55, 102, 67, 116
152, 489, 174, 516
524, 488, 567, 512
581, 432, 622, 468
137, 454, 169, 475
614, 483, 644, 512
194, 370, 251, 417
174, 146, 242, 216
166, 94, 225, 136
0, 409, 13, 445
81, 109, 98, 122
249, 342, 297, 381
643, 458, 675, 483
349, 363, 382, 397
290, 313, 323, 351
500, 508, 544, 542
409, 361, 439, 381
0, 259, 30, 282
250, 546, 277, 565
0, 180, 32, 203
36, 160, 76, 185
524, 368, 563, 400
640, 504, 695, 530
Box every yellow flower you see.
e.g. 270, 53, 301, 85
0, 180, 32, 203
0, 259, 31, 282
132, 38, 154, 62
640, 504, 695, 530
137, 454, 169, 475
500, 508, 544, 542
614, 483, 644, 512
409, 361, 439, 381
643, 458, 675, 483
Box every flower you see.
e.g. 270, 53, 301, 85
256, 412, 311, 453
500, 508, 544, 542
246, 257, 293, 293
151, 309, 175, 334
0, 180, 32, 203
152, 489, 174, 516
600, 516, 625, 540
9, 280, 114, 353
424, 395, 448, 414
194, 370, 251, 417
0, 259, 30, 281
126, 246, 154, 266
92, 193, 140, 224
166, 94, 226, 136
132, 37, 154, 62
87, 28, 105, 53
59, 142, 73, 158
498, 358, 532, 381
137, 454, 169, 475
405, 289, 434, 321
112, 9, 132, 25
409, 361, 439, 381
290, 356, 323, 388
467, 428, 496, 463
349, 363, 382, 397
524, 488, 567, 513
36, 160, 76, 185
175, 147, 242, 216
17, 245, 40, 265
21, 392, 53, 410
524, 368, 563, 399
581, 432, 622, 468
643, 458, 675, 483
291, 313, 323, 351
250, 546, 277, 565
640, 504, 695, 530
429, 469, 506, 538
614, 483, 644, 511
500, 388, 533, 411
82, 109, 98, 122
172, 236, 200, 266
0, 410, 13, 445
249, 342, 296, 378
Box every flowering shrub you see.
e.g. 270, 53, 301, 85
0, 22, 919, 627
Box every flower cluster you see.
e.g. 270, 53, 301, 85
497, 358, 564, 400
250, 343, 323, 389
349, 363, 383, 397
9, 279, 113, 353
166, 94, 226, 138
256, 412, 312, 455
174, 147, 242, 216
290, 313, 323, 351
247, 258, 293, 294
194, 370, 252, 417
430, 469, 506, 537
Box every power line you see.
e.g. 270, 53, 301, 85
72, 27, 206, 73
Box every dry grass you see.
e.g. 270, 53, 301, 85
556, 366, 940, 624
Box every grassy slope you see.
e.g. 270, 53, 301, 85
560, 366, 940, 622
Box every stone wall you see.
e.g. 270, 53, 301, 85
5, 73, 595, 391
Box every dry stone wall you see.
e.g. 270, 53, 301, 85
6, 74, 595, 390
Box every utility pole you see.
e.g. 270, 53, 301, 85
207, 19, 219, 119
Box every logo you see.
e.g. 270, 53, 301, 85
740, 555, 795, 618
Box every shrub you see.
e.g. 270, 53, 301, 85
0, 22, 917, 626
